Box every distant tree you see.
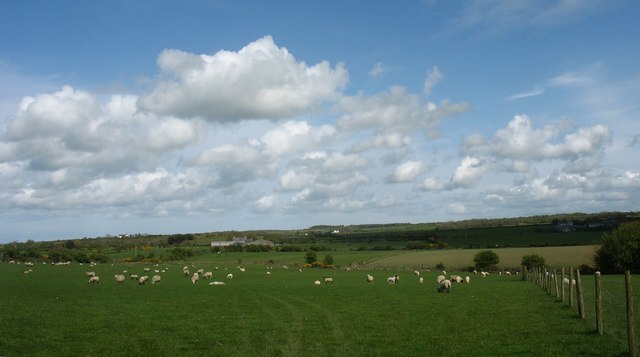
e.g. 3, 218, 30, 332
474, 250, 500, 271
323, 254, 334, 266
521, 254, 546, 270
304, 251, 317, 265
594, 221, 640, 273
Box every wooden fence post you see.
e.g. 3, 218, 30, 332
576, 269, 585, 319
595, 271, 603, 335
569, 266, 574, 308
561, 267, 566, 303
625, 270, 637, 357
554, 269, 559, 299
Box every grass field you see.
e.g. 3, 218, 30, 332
0, 259, 631, 356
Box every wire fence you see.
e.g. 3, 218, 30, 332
525, 267, 639, 357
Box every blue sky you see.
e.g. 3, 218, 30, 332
1, 0, 639, 242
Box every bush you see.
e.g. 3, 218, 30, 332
474, 250, 500, 271
304, 251, 317, 265
323, 254, 334, 266
594, 221, 640, 273
521, 254, 546, 270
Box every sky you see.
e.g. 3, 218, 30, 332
0, 1, 639, 243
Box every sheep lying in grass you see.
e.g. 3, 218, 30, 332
323, 277, 334, 284
209, 281, 225, 286
152, 275, 161, 284
366, 275, 374, 284
88, 276, 100, 284
114, 274, 125, 283
438, 279, 451, 293
191, 273, 200, 285
129, 274, 138, 280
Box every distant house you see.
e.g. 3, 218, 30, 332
211, 237, 274, 248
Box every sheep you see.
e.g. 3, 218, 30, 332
282, 265, 288, 270
323, 277, 334, 284
465, 276, 471, 284
481, 271, 489, 278
85, 271, 96, 278
473, 269, 478, 274
183, 269, 190, 276
239, 267, 246, 272
387, 275, 399, 284
450, 275, 463, 283
438, 279, 452, 293
226, 273, 234, 280
143, 267, 151, 272
88, 276, 100, 284
266, 271, 271, 275
442, 270, 447, 276
506, 271, 512, 275
23, 269, 33, 274
413, 270, 420, 276
191, 273, 200, 285
114, 274, 125, 283
139, 276, 148, 285
196, 269, 204, 276
314, 280, 322, 285
152, 275, 161, 284
436, 275, 446, 283
419, 277, 424, 284
129, 274, 139, 280
366, 274, 374, 284
209, 281, 225, 286
203, 272, 213, 279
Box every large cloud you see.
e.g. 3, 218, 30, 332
138, 36, 348, 121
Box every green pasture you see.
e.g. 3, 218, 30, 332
0, 261, 629, 356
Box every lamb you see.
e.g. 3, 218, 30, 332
85, 271, 96, 278
226, 273, 234, 280
436, 275, 446, 283
196, 269, 204, 275
366, 274, 374, 284
88, 276, 100, 284
23, 269, 33, 274
387, 275, 399, 284
481, 271, 489, 278
114, 274, 125, 283
465, 276, 471, 284
139, 276, 148, 285
202, 272, 213, 279
191, 273, 200, 285
323, 277, 334, 284
143, 267, 151, 272
239, 268, 246, 272
152, 275, 161, 284
438, 279, 452, 293
314, 280, 322, 285
419, 277, 424, 284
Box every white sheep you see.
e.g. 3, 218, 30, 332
226, 273, 234, 280
506, 271, 512, 275
239, 267, 246, 272
473, 269, 478, 274
143, 267, 151, 272
129, 274, 139, 280
387, 275, 399, 284
366, 274, 374, 284
465, 276, 471, 284
196, 269, 204, 275
209, 281, 225, 286
191, 273, 200, 285
85, 271, 96, 278
323, 277, 334, 284
23, 269, 33, 274
203, 272, 213, 279
114, 274, 125, 283
152, 275, 161, 284
266, 271, 271, 275
481, 271, 489, 278
419, 277, 424, 284
438, 279, 452, 293
314, 280, 321, 285
436, 275, 446, 283
413, 270, 420, 276
450, 275, 463, 283
139, 276, 148, 285
88, 276, 100, 284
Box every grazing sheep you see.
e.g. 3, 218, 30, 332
438, 279, 452, 293
114, 274, 125, 283
239, 268, 246, 272
473, 269, 478, 274
481, 271, 489, 278
506, 271, 512, 275
143, 268, 151, 272
196, 269, 204, 275
85, 271, 96, 278
387, 275, 400, 284
183, 269, 190, 276
419, 277, 424, 284
413, 270, 420, 276
23, 269, 33, 274
209, 281, 225, 286
323, 277, 334, 284
366, 274, 374, 284
442, 270, 447, 276
152, 275, 161, 284
139, 276, 148, 285
191, 273, 200, 285
314, 280, 322, 285
282, 265, 288, 270
450, 275, 463, 283
226, 273, 234, 280
437, 275, 446, 283
203, 272, 213, 279
88, 276, 100, 284
465, 276, 471, 284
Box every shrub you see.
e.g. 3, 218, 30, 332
304, 251, 317, 265
521, 254, 546, 270
594, 221, 640, 273
323, 254, 334, 266
474, 250, 500, 271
